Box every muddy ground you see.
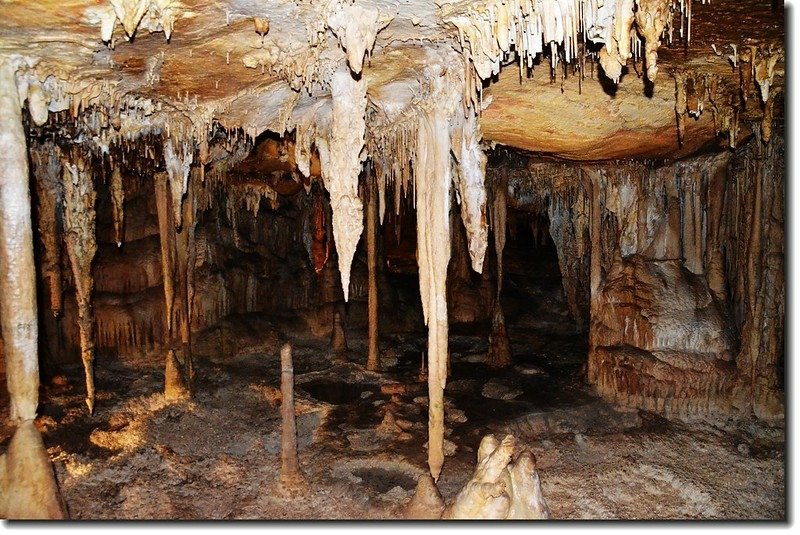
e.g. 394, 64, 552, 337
0, 312, 785, 520
0, 237, 786, 521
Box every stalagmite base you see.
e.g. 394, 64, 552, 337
278, 343, 309, 497
0, 421, 67, 519
164, 349, 188, 401
0, 59, 66, 518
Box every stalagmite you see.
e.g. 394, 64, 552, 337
0, 421, 67, 519
408, 434, 549, 519
110, 163, 125, 247
278, 343, 309, 496
330, 309, 348, 362
164, 349, 187, 400
405, 474, 446, 519
62, 148, 98, 414
488, 304, 512, 368
315, 67, 368, 301
366, 170, 380, 372
0, 58, 66, 518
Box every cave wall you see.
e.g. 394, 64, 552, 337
489, 129, 784, 420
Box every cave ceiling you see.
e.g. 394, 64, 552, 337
0, 0, 785, 161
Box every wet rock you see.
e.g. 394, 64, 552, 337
514, 363, 547, 376
481, 380, 523, 401
445, 407, 468, 424
463, 353, 487, 363
446, 378, 480, 394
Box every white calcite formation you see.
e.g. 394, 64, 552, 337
406, 434, 550, 519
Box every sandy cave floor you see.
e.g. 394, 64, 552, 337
0, 314, 786, 521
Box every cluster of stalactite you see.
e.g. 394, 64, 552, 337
443, 0, 694, 94
676, 44, 784, 149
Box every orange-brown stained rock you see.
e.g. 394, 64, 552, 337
480, 67, 720, 161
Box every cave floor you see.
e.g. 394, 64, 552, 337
0, 315, 785, 520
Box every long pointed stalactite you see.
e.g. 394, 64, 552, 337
415, 105, 453, 482
0, 57, 66, 519
62, 148, 99, 415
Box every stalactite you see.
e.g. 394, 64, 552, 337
315, 66, 368, 301
110, 162, 125, 247
184, 171, 199, 389
366, 170, 380, 372
62, 148, 98, 414
326, 4, 392, 75
634, 0, 671, 82
416, 104, 452, 481
164, 138, 193, 230
452, 111, 488, 273
278, 343, 310, 497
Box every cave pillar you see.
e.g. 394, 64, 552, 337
0, 57, 67, 519
155, 171, 188, 397
0, 59, 39, 423
366, 170, 380, 372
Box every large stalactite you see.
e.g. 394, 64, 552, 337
62, 149, 99, 414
